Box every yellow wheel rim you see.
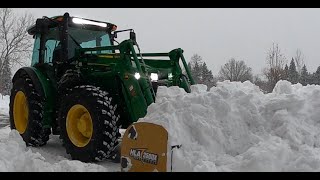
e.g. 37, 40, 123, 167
13, 91, 29, 134
66, 104, 93, 147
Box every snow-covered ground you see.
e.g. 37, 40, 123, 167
1, 80, 320, 171
0, 126, 120, 172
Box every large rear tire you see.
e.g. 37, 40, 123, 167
58, 85, 120, 162
54, 69, 84, 135
9, 73, 50, 146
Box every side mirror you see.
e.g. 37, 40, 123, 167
130, 31, 137, 44
110, 32, 117, 43
112, 32, 117, 39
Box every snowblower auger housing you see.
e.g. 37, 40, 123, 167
121, 122, 168, 172
9, 12, 194, 166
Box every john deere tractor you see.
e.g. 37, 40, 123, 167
9, 13, 194, 163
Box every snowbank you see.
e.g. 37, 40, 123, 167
2, 80, 320, 172
0, 94, 9, 116
139, 80, 320, 171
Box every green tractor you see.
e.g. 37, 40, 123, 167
9, 12, 194, 162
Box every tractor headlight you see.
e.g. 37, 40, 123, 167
134, 72, 141, 80
150, 73, 158, 82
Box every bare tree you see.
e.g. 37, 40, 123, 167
294, 49, 305, 75
218, 58, 253, 82
264, 43, 286, 92
253, 74, 269, 93
188, 54, 202, 70
188, 54, 203, 84
0, 8, 34, 94
0, 8, 34, 69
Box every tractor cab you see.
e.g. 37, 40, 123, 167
27, 13, 118, 76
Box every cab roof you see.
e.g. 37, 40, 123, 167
27, 15, 117, 35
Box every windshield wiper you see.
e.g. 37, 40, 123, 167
68, 34, 81, 47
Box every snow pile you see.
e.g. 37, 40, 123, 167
139, 80, 320, 171
0, 94, 9, 116
2, 80, 320, 172
0, 129, 109, 172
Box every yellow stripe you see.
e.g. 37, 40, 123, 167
87, 63, 110, 67
98, 55, 114, 58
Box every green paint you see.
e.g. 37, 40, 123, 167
14, 15, 195, 130
29, 67, 55, 128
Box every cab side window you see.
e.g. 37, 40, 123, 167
31, 28, 60, 66
31, 35, 40, 66
45, 39, 59, 63
44, 27, 60, 64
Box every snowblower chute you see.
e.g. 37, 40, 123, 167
120, 122, 168, 172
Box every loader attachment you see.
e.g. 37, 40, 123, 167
120, 122, 168, 172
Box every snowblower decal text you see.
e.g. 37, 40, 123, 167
129, 148, 158, 165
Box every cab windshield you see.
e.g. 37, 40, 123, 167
68, 27, 112, 58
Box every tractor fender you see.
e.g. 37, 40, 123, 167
12, 67, 45, 98
12, 67, 54, 128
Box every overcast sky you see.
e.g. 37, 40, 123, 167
14, 8, 320, 75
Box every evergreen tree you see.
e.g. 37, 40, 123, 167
193, 61, 202, 84
288, 58, 299, 84
312, 66, 320, 85
282, 64, 289, 80
188, 54, 216, 88
201, 62, 215, 88
189, 54, 203, 84
299, 64, 309, 86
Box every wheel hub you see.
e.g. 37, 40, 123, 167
66, 104, 93, 147
13, 91, 29, 134
77, 113, 91, 138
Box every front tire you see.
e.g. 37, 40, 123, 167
58, 85, 120, 162
9, 73, 50, 146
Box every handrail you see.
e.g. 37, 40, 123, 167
136, 53, 169, 57
178, 49, 195, 85
78, 45, 120, 52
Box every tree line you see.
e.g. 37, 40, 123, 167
188, 43, 320, 93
